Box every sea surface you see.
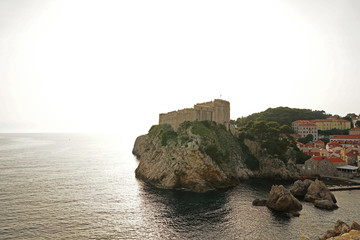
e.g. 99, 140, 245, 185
0, 134, 359, 240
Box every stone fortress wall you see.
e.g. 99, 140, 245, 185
159, 99, 230, 131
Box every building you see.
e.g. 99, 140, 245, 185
159, 99, 230, 131
314, 140, 325, 149
330, 135, 360, 142
291, 118, 352, 142
300, 156, 348, 177
344, 150, 359, 166
327, 157, 346, 167
291, 120, 319, 141
301, 157, 338, 176
349, 127, 360, 135
336, 165, 359, 177
312, 118, 351, 131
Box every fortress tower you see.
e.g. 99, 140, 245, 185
159, 99, 230, 131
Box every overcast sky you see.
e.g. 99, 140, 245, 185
1, 0, 360, 136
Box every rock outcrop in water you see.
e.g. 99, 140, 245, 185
290, 179, 338, 210
133, 122, 252, 192
133, 121, 302, 192
317, 220, 360, 240
266, 185, 302, 215
304, 179, 338, 210
290, 179, 313, 198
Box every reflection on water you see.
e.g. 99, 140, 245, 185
0, 134, 359, 240
138, 183, 230, 239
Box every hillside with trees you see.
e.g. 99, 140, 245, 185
238, 120, 310, 164
235, 107, 330, 127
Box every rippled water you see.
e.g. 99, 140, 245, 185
0, 134, 359, 239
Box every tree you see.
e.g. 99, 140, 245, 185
241, 120, 282, 140
238, 107, 330, 127
356, 120, 360, 128
298, 134, 313, 144
342, 116, 354, 128
345, 113, 357, 118
279, 124, 292, 134
306, 134, 314, 143
320, 138, 330, 146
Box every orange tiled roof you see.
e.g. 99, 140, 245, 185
327, 158, 345, 163
332, 135, 360, 140
312, 156, 327, 161
346, 151, 359, 156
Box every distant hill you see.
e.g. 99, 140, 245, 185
236, 107, 330, 127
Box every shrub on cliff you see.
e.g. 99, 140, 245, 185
238, 133, 259, 170
171, 121, 239, 168
148, 121, 259, 172
238, 120, 308, 165
148, 124, 178, 146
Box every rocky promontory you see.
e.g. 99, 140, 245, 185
133, 121, 302, 192
133, 121, 252, 192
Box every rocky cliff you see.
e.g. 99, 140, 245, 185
133, 121, 300, 192
243, 139, 300, 180
133, 121, 253, 192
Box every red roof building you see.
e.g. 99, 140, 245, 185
349, 128, 360, 135
331, 135, 360, 142
327, 157, 345, 164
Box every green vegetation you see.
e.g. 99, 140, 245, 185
181, 121, 238, 166
239, 120, 309, 164
236, 107, 330, 127
345, 113, 357, 118
297, 134, 313, 144
148, 124, 178, 146
150, 118, 308, 171
238, 133, 259, 170
320, 137, 330, 146
318, 129, 349, 136
179, 121, 259, 170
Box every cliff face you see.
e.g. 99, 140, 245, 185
243, 139, 300, 180
133, 121, 300, 192
133, 122, 251, 192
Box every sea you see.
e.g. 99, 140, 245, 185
0, 133, 359, 240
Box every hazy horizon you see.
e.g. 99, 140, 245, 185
1, 0, 360, 135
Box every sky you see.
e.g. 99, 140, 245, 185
1, 0, 360, 137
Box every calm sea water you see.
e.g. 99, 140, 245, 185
0, 134, 359, 240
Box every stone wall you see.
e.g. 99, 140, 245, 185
299, 159, 339, 177
159, 99, 230, 131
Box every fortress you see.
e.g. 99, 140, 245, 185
159, 99, 230, 131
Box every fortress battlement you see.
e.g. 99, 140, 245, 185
159, 99, 230, 131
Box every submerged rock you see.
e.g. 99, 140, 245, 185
266, 185, 302, 214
